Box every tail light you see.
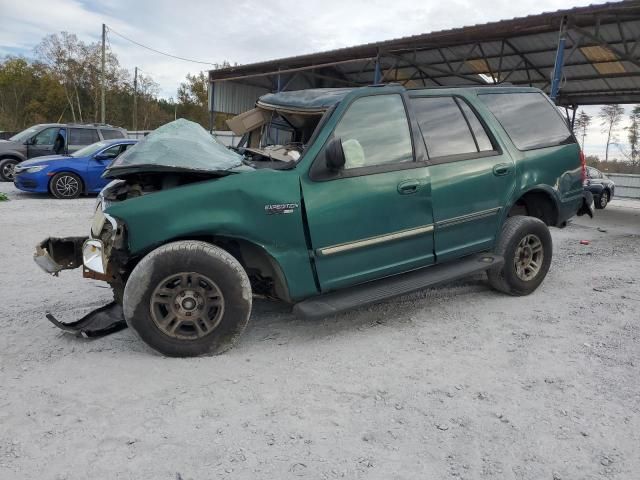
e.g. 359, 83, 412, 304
580, 150, 587, 186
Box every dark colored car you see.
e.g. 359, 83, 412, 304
0, 123, 127, 182
585, 166, 615, 209
13, 139, 137, 199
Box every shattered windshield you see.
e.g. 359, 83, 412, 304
107, 119, 244, 174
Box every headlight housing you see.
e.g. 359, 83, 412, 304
82, 239, 106, 274
25, 165, 47, 173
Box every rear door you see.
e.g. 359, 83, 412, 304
68, 128, 100, 154
301, 93, 435, 291
408, 94, 516, 262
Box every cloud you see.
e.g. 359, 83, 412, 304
1, 0, 634, 157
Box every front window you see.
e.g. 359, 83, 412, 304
31, 127, 59, 146
334, 94, 413, 169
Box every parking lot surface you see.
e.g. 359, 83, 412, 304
1, 182, 639, 479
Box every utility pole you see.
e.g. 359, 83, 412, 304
133, 66, 138, 132
101, 23, 106, 124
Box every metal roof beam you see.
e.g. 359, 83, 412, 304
571, 24, 640, 69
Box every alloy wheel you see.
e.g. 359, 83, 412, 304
2, 162, 15, 181
54, 175, 80, 198
150, 272, 225, 340
514, 234, 544, 281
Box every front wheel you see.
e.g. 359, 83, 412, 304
0, 158, 19, 182
50, 172, 82, 199
488, 216, 552, 296
123, 241, 252, 357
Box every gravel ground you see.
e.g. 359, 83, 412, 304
0, 182, 639, 480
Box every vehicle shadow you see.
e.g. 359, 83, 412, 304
241, 274, 492, 349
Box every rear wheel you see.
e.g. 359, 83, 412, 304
123, 241, 252, 357
50, 172, 82, 199
595, 190, 609, 209
0, 158, 19, 182
488, 216, 552, 296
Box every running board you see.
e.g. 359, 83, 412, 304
293, 253, 503, 319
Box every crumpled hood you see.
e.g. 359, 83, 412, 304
104, 118, 249, 177
19, 154, 71, 167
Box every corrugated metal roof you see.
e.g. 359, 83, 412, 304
210, 1, 640, 106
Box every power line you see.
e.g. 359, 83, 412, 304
106, 25, 219, 66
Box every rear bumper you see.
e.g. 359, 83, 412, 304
577, 190, 594, 218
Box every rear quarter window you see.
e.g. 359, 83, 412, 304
479, 92, 573, 150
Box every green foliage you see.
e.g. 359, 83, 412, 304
0, 192, 9, 201
627, 105, 640, 167
0, 32, 232, 133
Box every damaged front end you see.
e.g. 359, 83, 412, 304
34, 205, 129, 338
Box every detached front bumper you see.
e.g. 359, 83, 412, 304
33, 236, 127, 338
34, 236, 87, 275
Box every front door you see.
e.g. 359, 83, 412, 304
408, 94, 516, 262
301, 93, 435, 292
27, 127, 60, 158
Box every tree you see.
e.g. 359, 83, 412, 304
599, 104, 624, 162
627, 105, 640, 166
574, 110, 592, 152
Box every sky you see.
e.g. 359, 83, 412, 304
0, 0, 634, 157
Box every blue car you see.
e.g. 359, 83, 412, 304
13, 139, 137, 199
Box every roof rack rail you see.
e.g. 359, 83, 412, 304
66, 122, 120, 128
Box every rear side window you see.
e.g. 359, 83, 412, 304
410, 96, 494, 160
69, 128, 100, 146
334, 94, 413, 170
480, 92, 573, 150
100, 129, 125, 140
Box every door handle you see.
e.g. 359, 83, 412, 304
493, 163, 511, 176
397, 179, 420, 194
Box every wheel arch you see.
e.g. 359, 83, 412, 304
507, 187, 560, 227
0, 153, 24, 162
133, 235, 292, 303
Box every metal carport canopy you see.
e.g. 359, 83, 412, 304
209, 1, 640, 110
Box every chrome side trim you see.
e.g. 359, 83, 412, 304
318, 224, 434, 256
436, 207, 501, 229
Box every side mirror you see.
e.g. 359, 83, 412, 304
94, 154, 111, 161
325, 137, 345, 172
24, 138, 34, 145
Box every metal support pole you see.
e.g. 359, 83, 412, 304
374, 55, 382, 84
101, 23, 106, 124
208, 81, 214, 133
550, 16, 568, 102
132, 66, 138, 132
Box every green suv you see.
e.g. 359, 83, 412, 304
34, 85, 593, 356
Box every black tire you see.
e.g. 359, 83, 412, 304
50, 172, 82, 199
123, 240, 252, 357
0, 158, 19, 182
595, 190, 609, 210
487, 216, 552, 296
